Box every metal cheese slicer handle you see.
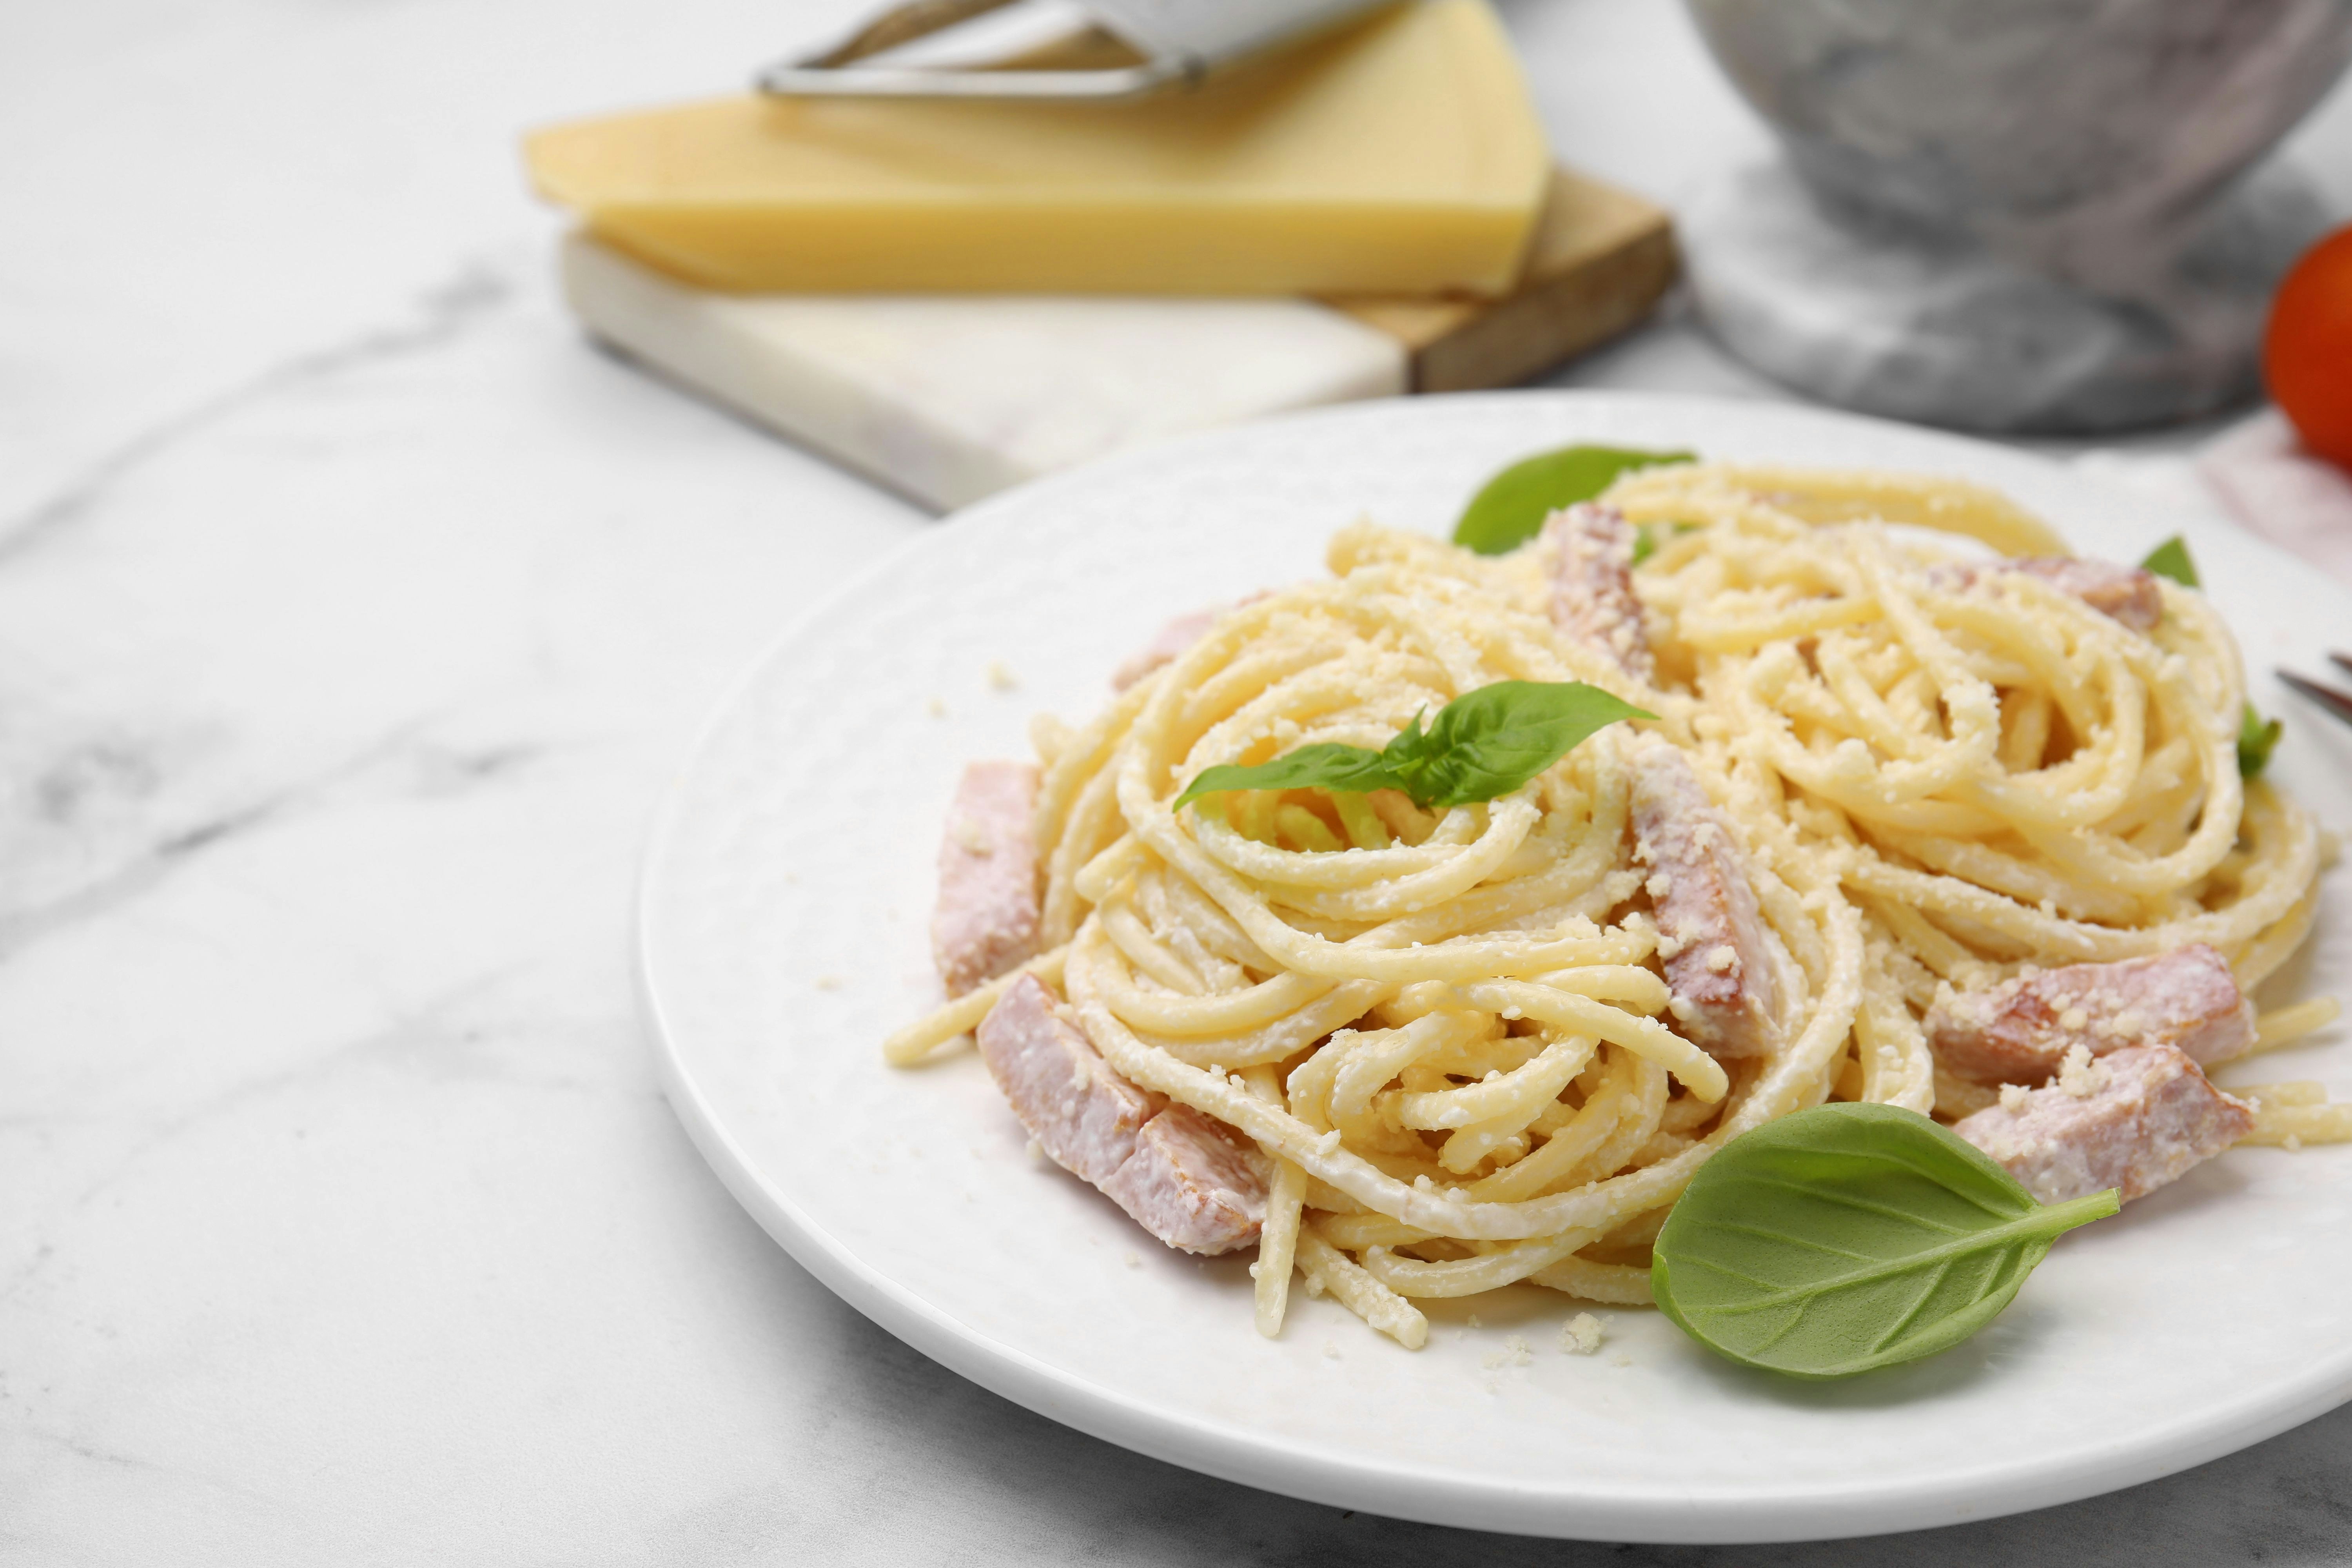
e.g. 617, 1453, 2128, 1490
757, 0, 1389, 100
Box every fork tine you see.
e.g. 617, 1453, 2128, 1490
2330, 650, 2352, 679
2279, 669, 2352, 730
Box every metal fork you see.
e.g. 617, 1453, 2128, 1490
2279, 652, 2352, 729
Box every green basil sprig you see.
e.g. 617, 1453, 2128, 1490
1453, 445, 1695, 556
1173, 681, 1651, 813
2239, 701, 2283, 778
1652, 1103, 2118, 1380
2141, 535, 2200, 588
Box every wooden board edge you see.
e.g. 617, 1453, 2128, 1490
1322, 167, 1679, 392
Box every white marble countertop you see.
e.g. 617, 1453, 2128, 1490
7, 2, 2351, 1562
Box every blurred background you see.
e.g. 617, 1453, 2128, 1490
12, 0, 2341, 537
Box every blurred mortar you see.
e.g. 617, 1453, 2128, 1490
1680, 0, 2352, 434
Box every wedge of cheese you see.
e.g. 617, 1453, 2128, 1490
523, 0, 1549, 297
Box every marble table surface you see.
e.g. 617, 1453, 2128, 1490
6, 1, 2350, 1562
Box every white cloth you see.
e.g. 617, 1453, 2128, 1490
2073, 409, 2352, 591
2200, 411, 2352, 590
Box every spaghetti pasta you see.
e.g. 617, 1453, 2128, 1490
891, 461, 2333, 1346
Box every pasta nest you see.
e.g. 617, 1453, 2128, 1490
1033, 536, 1862, 1334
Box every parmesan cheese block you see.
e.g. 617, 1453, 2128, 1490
524, 0, 1549, 297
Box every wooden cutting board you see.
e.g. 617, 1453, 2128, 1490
563, 167, 1675, 511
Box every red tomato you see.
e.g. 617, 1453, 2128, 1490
2265, 224, 2352, 468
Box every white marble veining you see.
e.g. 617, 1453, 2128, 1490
1681, 0, 2352, 432
4, 0, 2352, 1563
1686, 158, 2333, 433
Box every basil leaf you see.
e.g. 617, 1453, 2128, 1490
2141, 535, 2200, 588
1171, 743, 1399, 811
1383, 681, 1654, 809
1453, 445, 1695, 556
1652, 1103, 2118, 1380
1174, 682, 1650, 813
2238, 700, 2283, 778
1379, 707, 1433, 774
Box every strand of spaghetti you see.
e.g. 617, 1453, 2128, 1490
1253, 1159, 1307, 1337
1128, 981, 1393, 1070
1134, 868, 1245, 991
883, 945, 1069, 1065
1295, 1230, 1427, 1348
2252, 998, 2344, 1053
1071, 833, 1149, 906
1526, 965, 1671, 1012
1449, 981, 1728, 1103
1189, 806, 1481, 888
2235, 882, 2323, 994
1854, 944, 1937, 1113
1463, 1047, 1643, 1202
1620, 463, 2071, 556
1361, 1229, 1602, 1298
1316, 1213, 1438, 1250
1099, 890, 1204, 995
1241, 1064, 1305, 1339
2238, 1105, 2352, 1146
1546, 1051, 1671, 1191
1086, 960, 1340, 1034
1327, 1013, 1485, 1145
1390, 1032, 1600, 1130
1528, 1256, 1656, 1306
2227, 1080, 2326, 1105
1034, 680, 1150, 860
1041, 762, 1127, 947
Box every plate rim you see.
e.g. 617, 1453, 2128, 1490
637, 388, 2352, 1544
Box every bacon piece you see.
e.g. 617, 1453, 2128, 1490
1628, 738, 1778, 1059
977, 975, 1157, 1183
1099, 1103, 1268, 1254
1543, 503, 1653, 680
1926, 945, 2255, 1085
931, 760, 1041, 996
976, 976, 1267, 1254
1930, 557, 2161, 632
1953, 1044, 2252, 1204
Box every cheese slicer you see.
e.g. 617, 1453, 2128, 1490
759, 0, 1394, 99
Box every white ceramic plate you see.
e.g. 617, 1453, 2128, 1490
639, 392, 2352, 1544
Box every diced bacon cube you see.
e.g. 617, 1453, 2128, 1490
1929, 556, 2161, 633
1098, 1103, 1269, 1255
1927, 944, 2255, 1085
975, 976, 1267, 1253
932, 760, 1040, 996
977, 975, 1158, 1184
1628, 738, 1779, 1059
1543, 503, 1654, 681
1953, 1044, 2253, 1204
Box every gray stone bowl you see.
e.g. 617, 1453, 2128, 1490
1680, 0, 2352, 432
